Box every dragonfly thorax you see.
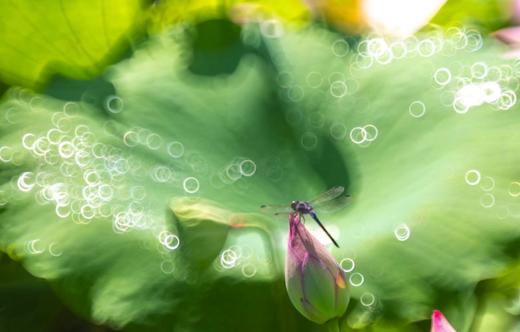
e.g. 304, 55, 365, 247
291, 200, 313, 214
261, 186, 345, 248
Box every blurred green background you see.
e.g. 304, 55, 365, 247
1, 0, 520, 331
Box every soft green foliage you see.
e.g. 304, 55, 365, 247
147, 0, 309, 31
431, 0, 512, 31
0, 0, 147, 89
1, 2, 520, 332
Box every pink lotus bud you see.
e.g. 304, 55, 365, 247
285, 213, 349, 324
431, 310, 457, 332
494, 26, 520, 46
514, 0, 520, 24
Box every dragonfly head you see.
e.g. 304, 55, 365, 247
291, 201, 312, 213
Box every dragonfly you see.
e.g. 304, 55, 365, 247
260, 186, 348, 248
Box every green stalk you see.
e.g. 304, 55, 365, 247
233, 215, 282, 275
326, 318, 341, 332
234, 215, 288, 329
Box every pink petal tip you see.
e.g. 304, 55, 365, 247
431, 310, 456, 332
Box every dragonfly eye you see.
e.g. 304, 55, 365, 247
290, 201, 297, 210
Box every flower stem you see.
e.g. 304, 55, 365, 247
231, 215, 288, 330
232, 215, 282, 275
326, 318, 340, 332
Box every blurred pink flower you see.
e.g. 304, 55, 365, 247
494, 0, 520, 58
431, 310, 457, 332
285, 213, 349, 324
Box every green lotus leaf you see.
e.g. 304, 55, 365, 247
147, 0, 309, 32
431, 0, 511, 32
1, 19, 520, 332
0, 0, 148, 89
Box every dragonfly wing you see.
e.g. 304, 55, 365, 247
260, 203, 292, 215
308, 186, 345, 206
314, 194, 351, 214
